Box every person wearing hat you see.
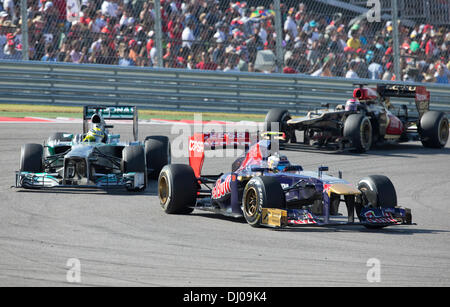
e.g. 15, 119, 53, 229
346, 29, 361, 50
382, 62, 395, 81
2, 36, 21, 60
284, 8, 297, 42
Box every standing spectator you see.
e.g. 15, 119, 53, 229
119, 47, 135, 66
2, 38, 21, 60
101, 0, 118, 18
69, 41, 83, 63
41, 45, 57, 61
345, 61, 359, 79
347, 29, 361, 51
368, 54, 384, 80
283, 58, 298, 74
181, 20, 195, 50
382, 62, 395, 81
2, 0, 16, 23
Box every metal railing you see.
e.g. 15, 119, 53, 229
0, 60, 449, 116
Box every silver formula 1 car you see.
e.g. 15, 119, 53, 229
15, 105, 170, 191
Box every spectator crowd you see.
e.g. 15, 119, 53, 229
0, 0, 449, 83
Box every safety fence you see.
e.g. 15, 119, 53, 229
1, 0, 449, 85
1, 60, 449, 116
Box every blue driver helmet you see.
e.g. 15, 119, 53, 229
268, 154, 291, 172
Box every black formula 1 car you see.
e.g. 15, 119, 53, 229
264, 84, 449, 152
157, 132, 412, 229
15, 105, 170, 191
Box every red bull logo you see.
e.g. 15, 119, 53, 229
212, 175, 232, 199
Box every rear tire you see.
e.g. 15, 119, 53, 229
420, 111, 449, 148
242, 176, 286, 227
358, 175, 397, 229
264, 108, 296, 143
20, 144, 44, 173
122, 146, 147, 191
158, 164, 197, 214
145, 136, 171, 179
343, 114, 373, 153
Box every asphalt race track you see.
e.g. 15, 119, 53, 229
1, 122, 449, 286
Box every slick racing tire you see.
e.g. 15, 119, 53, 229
20, 144, 44, 173
264, 108, 296, 143
343, 114, 373, 153
158, 164, 197, 214
242, 176, 286, 227
357, 175, 397, 229
145, 136, 171, 179
420, 111, 449, 148
122, 146, 147, 191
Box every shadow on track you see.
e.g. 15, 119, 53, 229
12, 180, 159, 196
186, 212, 448, 235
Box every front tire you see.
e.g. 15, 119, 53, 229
122, 146, 147, 191
420, 111, 449, 148
158, 164, 197, 214
343, 114, 373, 153
242, 176, 286, 227
20, 144, 44, 173
357, 175, 397, 229
145, 136, 171, 179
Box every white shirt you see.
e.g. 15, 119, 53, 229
345, 70, 359, 79
182, 27, 195, 48
101, 1, 118, 18
284, 16, 298, 39
120, 15, 135, 27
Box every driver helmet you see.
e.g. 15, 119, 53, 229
83, 114, 106, 142
83, 125, 105, 142
268, 154, 291, 172
345, 98, 359, 111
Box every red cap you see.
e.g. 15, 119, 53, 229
344, 46, 354, 53
128, 39, 137, 48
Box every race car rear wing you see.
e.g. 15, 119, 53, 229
188, 132, 251, 177
353, 84, 430, 118
83, 105, 138, 141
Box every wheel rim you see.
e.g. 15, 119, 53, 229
244, 187, 258, 218
159, 176, 169, 204
439, 118, 449, 145
360, 119, 372, 149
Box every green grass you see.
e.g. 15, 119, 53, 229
0, 104, 265, 122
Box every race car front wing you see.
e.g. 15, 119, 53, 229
15, 171, 145, 190
261, 207, 413, 228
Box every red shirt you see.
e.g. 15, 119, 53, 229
53, 0, 67, 21
196, 62, 218, 70
283, 67, 298, 74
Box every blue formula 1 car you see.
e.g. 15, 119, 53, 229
158, 132, 412, 229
